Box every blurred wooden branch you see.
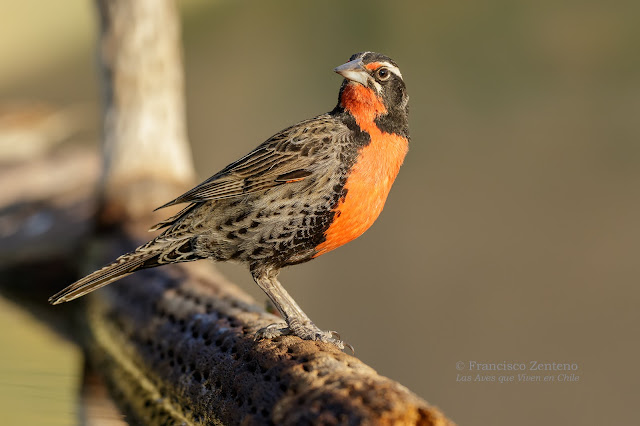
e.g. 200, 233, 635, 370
0, 101, 86, 162
0, 0, 454, 424
0, 145, 98, 330
96, 0, 194, 220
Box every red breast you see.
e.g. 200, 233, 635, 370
314, 83, 408, 257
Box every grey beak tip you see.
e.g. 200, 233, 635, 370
334, 58, 364, 74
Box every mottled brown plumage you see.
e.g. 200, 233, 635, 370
50, 52, 410, 349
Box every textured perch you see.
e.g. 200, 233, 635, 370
86, 247, 451, 425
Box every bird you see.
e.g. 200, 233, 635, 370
49, 52, 410, 349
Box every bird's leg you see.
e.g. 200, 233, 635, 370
251, 267, 344, 349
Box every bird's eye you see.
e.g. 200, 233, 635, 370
376, 67, 391, 81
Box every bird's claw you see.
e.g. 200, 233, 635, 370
254, 322, 290, 340
254, 322, 353, 352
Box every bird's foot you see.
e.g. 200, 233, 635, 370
255, 321, 351, 352
255, 322, 290, 339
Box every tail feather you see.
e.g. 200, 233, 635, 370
48, 250, 158, 305
50, 236, 200, 305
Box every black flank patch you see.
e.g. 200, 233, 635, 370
140, 254, 161, 269
230, 250, 244, 260
234, 210, 251, 223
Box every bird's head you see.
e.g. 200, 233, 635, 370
335, 52, 408, 135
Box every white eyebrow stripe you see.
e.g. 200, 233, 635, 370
378, 61, 403, 79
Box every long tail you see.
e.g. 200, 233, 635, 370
49, 238, 197, 305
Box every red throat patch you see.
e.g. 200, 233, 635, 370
338, 82, 387, 123
314, 83, 408, 257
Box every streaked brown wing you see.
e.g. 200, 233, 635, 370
155, 115, 347, 210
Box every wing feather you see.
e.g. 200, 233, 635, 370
155, 115, 348, 210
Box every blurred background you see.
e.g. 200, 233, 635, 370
1, 0, 639, 424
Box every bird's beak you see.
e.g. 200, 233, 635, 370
334, 58, 369, 86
